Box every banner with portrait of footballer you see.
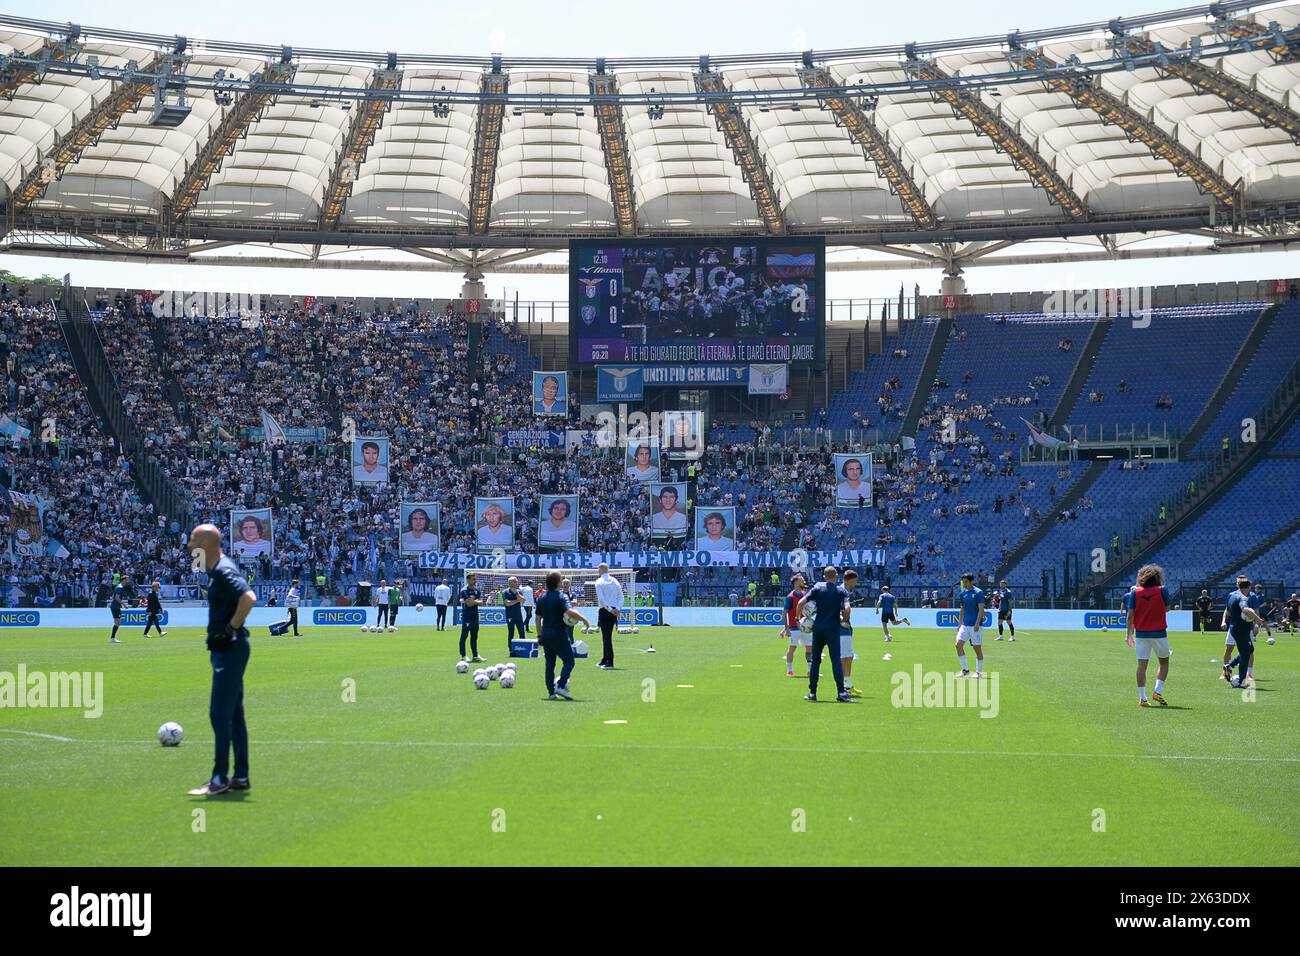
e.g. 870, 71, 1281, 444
537, 494, 580, 551
351, 435, 391, 484
833, 453, 873, 508
474, 497, 515, 552
532, 371, 568, 417
693, 506, 737, 552
624, 437, 661, 482
230, 507, 274, 561
648, 482, 690, 543
399, 502, 441, 554
662, 409, 704, 460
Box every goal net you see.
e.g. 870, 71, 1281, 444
463, 567, 637, 612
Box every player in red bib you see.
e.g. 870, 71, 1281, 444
1125, 564, 1172, 707
782, 574, 810, 678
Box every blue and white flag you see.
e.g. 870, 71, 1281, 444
747, 364, 788, 395
260, 408, 287, 446
1021, 417, 1066, 450
0, 414, 31, 442
597, 366, 644, 402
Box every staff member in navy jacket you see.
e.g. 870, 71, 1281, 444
187, 524, 258, 797
536, 571, 590, 701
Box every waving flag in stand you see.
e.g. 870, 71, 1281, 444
1021, 418, 1066, 451
0, 414, 31, 442
260, 408, 287, 446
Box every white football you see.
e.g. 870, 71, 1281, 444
455, 660, 470, 674
157, 721, 183, 747
416, 604, 424, 612
632, 626, 640, 634
473, 674, 490, 690
488, 665, 500, 680
1267, 637, 1277, 645
500, 672, 516, 688
798, 616, 814, 634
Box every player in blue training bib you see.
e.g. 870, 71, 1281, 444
954, 572, 986, 678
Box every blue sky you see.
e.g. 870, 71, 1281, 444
3, 0, 1298, 301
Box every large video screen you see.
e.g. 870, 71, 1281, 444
570, 238, 824, 367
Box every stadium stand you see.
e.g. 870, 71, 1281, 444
3, 280, 1299, 610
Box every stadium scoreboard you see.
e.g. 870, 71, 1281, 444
570, 237, 825, 369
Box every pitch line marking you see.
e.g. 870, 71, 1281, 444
0, 728, 75, 742
3, 734, 1297, 764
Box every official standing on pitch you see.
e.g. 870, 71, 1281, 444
187, 523, 257, 796
796, 566, 851, 702
520, 580, 535, 632
594, 563, 624, 669
536, 571, 590, 700
434, 578, 452, 631
285, 579, 302, 635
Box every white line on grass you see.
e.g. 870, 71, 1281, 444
2, 732, 1297, 764
0, 728, 75, 742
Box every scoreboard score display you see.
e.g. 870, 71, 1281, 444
570, 237, 825, 368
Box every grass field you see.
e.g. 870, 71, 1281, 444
2, 622, 1298, 866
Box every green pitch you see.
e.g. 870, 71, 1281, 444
2, 624, 1298, 866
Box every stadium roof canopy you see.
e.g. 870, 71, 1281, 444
3, 1, 1300, 276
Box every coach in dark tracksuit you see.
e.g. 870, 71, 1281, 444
797, 567, 851, 702
143, 582, 166, 637
187, 524, 258, 797
459, 573, 483, 662
536, 572, 590, 700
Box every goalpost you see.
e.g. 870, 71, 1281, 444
463, 568, 640, 650
464, 567, 637, 616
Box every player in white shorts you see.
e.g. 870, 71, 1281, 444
840, 570, 862, 697
954, 572, 987, 678
782, 574, 811, 677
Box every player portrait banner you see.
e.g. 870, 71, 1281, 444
748, 363, 788, 395
399, 502, 441, 555
538, 494, 580, 551
418, 547, 885, 570
474, 497, 515, 552
625, 437, 661, 482
663, 409, 704, 460
694, 506, 737, 553
230, 507, 274, 561
596, 366, 644, 402
649, 482, 690, 543
833, 453, 873, 509
533, 371, 568, 417
352, 435, 390, 484
5, 490, 46, 557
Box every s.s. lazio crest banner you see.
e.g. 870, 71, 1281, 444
747, 364, 788, 395
577, 277, 603, 327
597, 366, 645, 402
